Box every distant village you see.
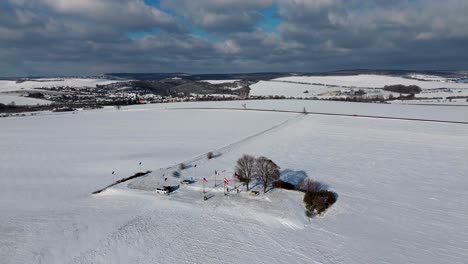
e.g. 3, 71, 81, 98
9, 79, 253, 109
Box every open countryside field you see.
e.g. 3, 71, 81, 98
1, 100, 467, 264
250, 74, 468, 104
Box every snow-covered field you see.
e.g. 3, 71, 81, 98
250, 80, 328, 98
200, 80, 239, 84
392, 98, 468, 106
0, 95, 51, 106
1, 100, 467, 264
0, 78, 121, 93
274, 74, 468, 90
250, 74, 468, 102
162, 99, 468, 122
406, 74, 453, 82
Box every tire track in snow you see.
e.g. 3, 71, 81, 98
167, 113, 305, 169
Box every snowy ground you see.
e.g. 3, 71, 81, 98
0, 107, 292, 263
0, 94, 51, 105
1, 100, 467, 264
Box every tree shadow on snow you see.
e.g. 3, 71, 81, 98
212, 153, 222, 159
249, 181, 261, 190
204, 193, 215, 200
280, 169, 309, 188
266, 185, 279, 193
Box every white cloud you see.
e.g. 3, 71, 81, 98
215, 40, 241, 54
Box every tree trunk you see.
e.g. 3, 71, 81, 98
263, 181, 267, 193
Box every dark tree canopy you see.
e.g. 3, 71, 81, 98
383, 84, 422, 95
304, 190, 337, 215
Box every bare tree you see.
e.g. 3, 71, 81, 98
299, 178, 322, 192
255, 156, 280, 193
235, 155, 256, 190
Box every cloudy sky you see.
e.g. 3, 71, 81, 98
1, 0, 467, 76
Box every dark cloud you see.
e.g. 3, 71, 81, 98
0, 0, 467, 76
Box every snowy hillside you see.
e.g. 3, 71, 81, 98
1, 100, 467, 264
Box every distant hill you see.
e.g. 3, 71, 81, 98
104, 70, 466, 81
104, 72, 295, 81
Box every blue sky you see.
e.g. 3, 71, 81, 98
1, 0, 467, 76
258, 6, 281, 33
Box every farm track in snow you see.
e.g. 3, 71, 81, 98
143, 112, 305, 174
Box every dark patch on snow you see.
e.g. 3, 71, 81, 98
280, 169, 308, 187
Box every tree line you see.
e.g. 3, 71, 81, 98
235, 154, 337, 218
383, 84, 422, 96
